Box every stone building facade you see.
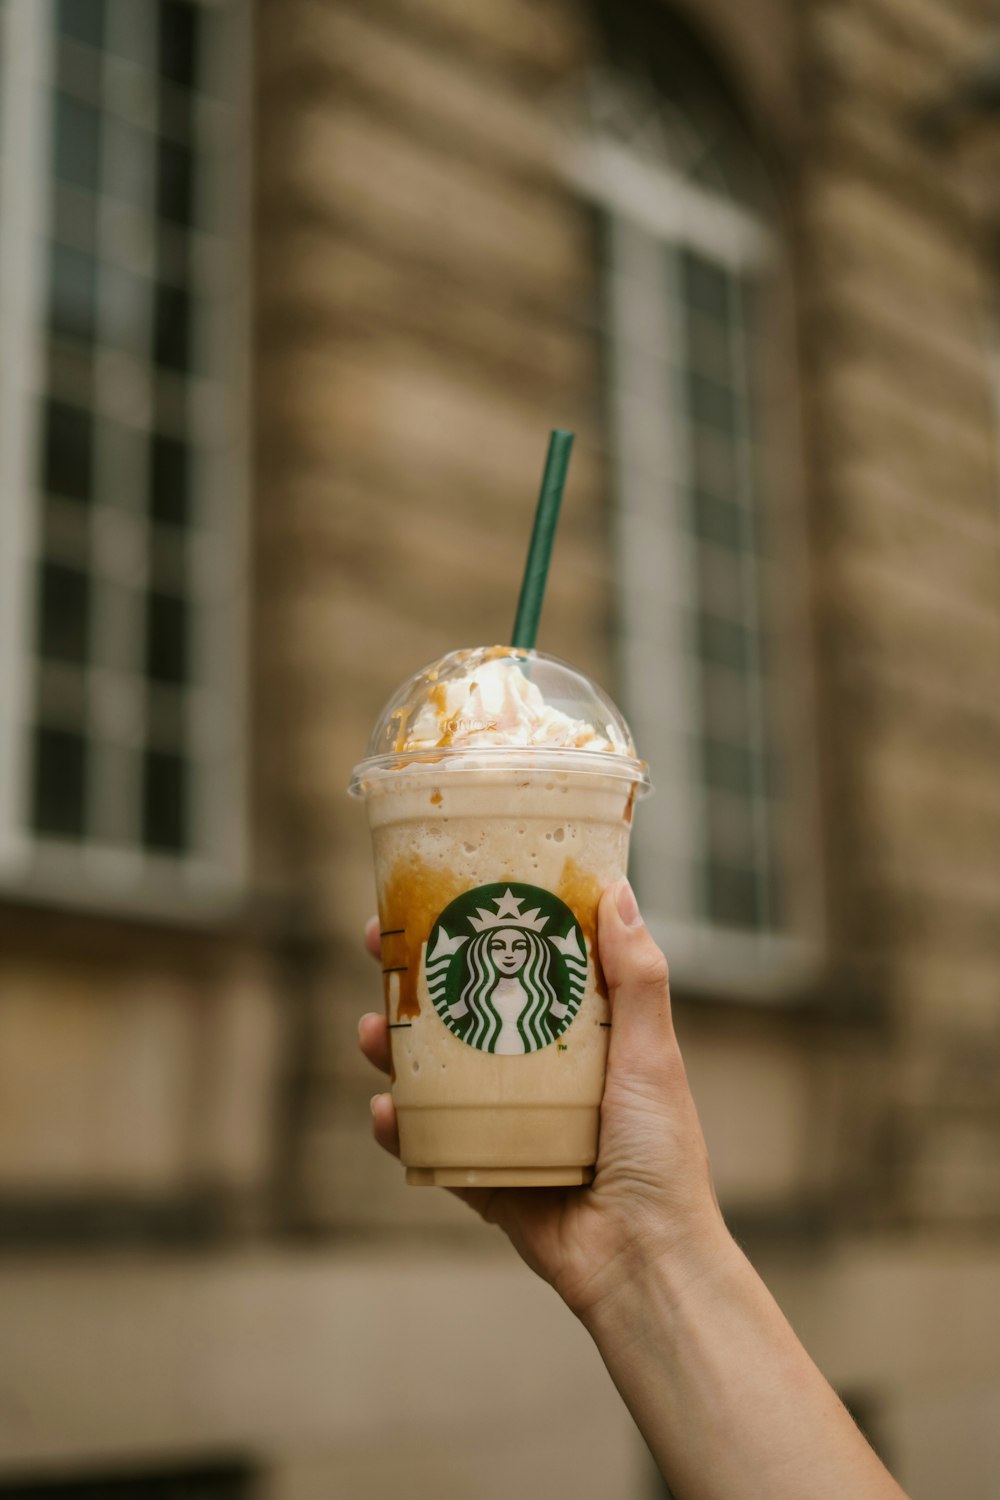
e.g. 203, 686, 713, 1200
0, 0, 998, 1497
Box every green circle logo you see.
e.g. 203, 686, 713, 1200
425, 883, 588, 1054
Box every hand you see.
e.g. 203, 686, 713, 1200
363, 884, 911, 1500
359, 878, 729, 1321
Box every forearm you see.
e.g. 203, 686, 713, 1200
580, 1227, 908, 1500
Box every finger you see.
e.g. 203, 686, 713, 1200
358, 1012, 392, 1075
598, 879, 676, 1086
365, 916, 381, 960
370, 1092, 400, 1157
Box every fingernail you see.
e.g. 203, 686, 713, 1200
369, 1093, 381, 1116
616, 877, 643, 928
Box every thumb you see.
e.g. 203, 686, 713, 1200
598, 879, 675, 1085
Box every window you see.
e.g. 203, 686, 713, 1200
0, 0, 249, 912
569, 7, 824, 996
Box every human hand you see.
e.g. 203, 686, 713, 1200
359, 878, 729, 1322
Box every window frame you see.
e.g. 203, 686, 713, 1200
560, 91, 827, 1002
0, 0, 252, 921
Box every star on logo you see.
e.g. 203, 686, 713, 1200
468, 888, 550, 932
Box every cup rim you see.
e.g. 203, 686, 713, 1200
348, 746, 652, 798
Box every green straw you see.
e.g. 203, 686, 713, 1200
511, 428, 575, 650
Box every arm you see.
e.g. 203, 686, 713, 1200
581, 1221, 905, 1500
360, 882, 908, 1500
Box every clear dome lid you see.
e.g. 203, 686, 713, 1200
350, 646, 650, 795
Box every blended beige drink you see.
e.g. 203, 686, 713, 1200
350, 646, 649, 1187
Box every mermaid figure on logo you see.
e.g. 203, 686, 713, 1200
459, 925, 566, 1054
425, 887, 588, 1055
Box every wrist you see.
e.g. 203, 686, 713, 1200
575, 1208, 742, 1341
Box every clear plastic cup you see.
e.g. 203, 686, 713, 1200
350, 647, 650, 1187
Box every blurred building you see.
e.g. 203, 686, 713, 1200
0, 0, 998, 1496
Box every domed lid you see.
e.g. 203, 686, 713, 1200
350, 645, 650, 794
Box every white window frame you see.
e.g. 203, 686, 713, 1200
0, 0, 251, 921
986, 317, 1000, 522
559, 102, 826, 1002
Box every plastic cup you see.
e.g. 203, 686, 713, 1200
350, 647, 650, 1188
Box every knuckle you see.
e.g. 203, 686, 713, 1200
632, 945, 670, 993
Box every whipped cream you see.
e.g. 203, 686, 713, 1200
397, 654, 630, 755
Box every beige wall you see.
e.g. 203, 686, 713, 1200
0, 1245, 999, 1500
0, 1249, 646, 1500
0, 914, 282, 1220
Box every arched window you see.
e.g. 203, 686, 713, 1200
569, 4, 823, 995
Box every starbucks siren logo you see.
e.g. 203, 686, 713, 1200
425, 883, 588, 1055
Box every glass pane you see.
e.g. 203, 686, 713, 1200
49, 242, 97, 344
158, 0, 201, 91
102, 263, 149, 355
142, 747, 188, 852
156, 137, 195, 225
705, 860, 761, 929
701, 669, 752, 742
689, 490, 745, 550
706, 796, 757, 863
153, 283, 193, 370
688, 372, 736, 431
31, 726, 88, 838
51, 187, 100, 255
42, 399, 94, 503
696, 613, 754, 672
106, 121, 150, 209
56, 0, 105, 49
146, 591, 189, 684
37, 561, 91, 664
52, 93, 101, 192
701, 737, 757, 796
686, 310, 734, 383
109, 2, 153, 66
684, 256, 730, 318
146, 684, 187, 748
150, 433, 190, 525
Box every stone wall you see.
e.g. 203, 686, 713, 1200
799, 0, 1000, 1225
0, 907, 282, 1235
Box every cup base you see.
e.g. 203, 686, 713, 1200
405, 1165, 594, 1188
